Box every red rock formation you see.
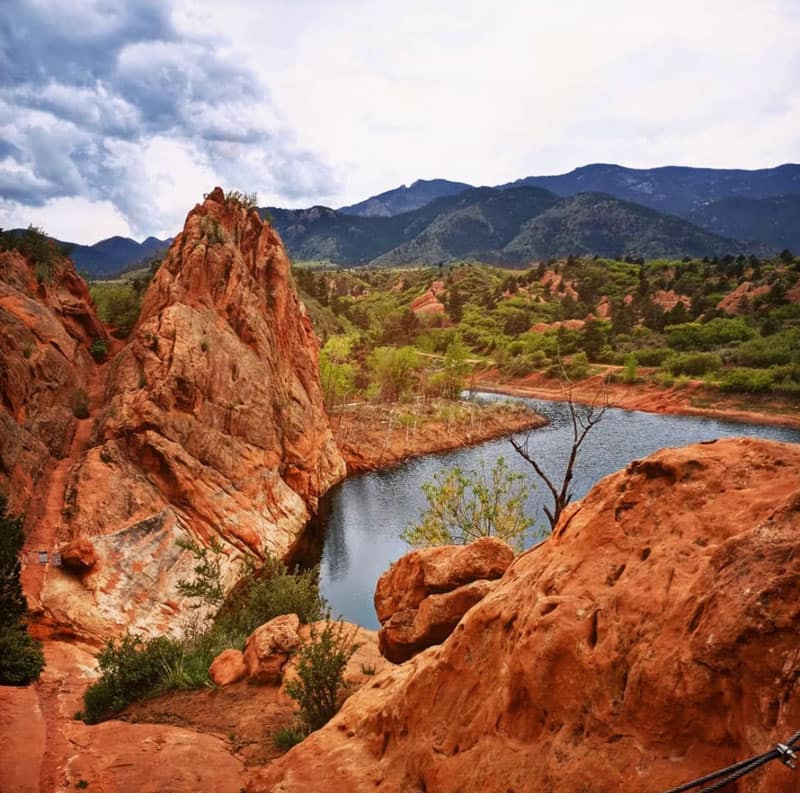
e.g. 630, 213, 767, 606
374, 537, 513, 662
410, 289, 445, 314
37, 188, 345, 639
0, 248, 107, 513
540, 269, 578, 300
251, 438, 800, 793
530, 318, 586, 333
717, 281, 770, 315
652, 288, 691, 312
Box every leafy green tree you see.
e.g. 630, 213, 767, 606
402, 457, 533, 551
367, 346, 420, 401
319, 335, 355, 408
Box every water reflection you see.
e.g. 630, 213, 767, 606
310, 394, 800, 629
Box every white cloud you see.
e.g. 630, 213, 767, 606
0, 195, 134, 243
1, 0, 798, 242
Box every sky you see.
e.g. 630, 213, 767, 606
1, 0, 798, 244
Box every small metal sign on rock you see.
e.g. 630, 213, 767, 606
51, 552, 62, 567
38, 550, 48, 565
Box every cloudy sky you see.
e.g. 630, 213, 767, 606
1, 0, 798, 244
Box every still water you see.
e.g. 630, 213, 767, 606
304, 394, 800, 629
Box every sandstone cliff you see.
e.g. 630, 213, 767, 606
0, 247, 107, 514
252, 437, 800, 793
6, 189, 344, 640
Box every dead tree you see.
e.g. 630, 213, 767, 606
509, 381, 608, 532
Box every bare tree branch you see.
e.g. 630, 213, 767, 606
510, 361, 609, 532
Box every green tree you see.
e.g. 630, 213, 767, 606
319, 335, 355, 408
0, 495, 45, 685
367, 346, 420, 401
402, 457, 533, 551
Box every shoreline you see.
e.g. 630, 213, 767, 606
470, 370, 800, 431
330, 399, 547, 476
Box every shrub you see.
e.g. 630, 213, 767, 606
217, 555, 325, 640
402, 457, 533, 551
622, 353, 638, 384
718, 368, 775, 393
273, 723, 308, 750
284, 619, 360, 733
664, 352, 723, 377
0, 627, 45, 685
90, 338, 108, 362
633, 347, 672, 367
82, 633, 183, 723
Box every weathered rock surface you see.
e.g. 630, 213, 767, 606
251, 438, 800, 793
243, 613, 302, 683
62, 720, 246, 792
42, 189, 345, 638
209, 647, 248, 686
375, 537, 513, 661
0, 249, 107, 513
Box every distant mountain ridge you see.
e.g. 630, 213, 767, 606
505, 163, 800, 218
338, 178, 472, 217
265, 163, 798, 265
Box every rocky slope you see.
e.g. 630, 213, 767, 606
0, 247, 108, 514
252, 437, 800, 793
8, 188, 344, 640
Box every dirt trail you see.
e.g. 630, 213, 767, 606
20, 342, 117, 619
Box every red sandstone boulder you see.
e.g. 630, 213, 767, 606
243, 614, 302, 683
209, 648, 248, 686
251, 438, 800, 793
374, 537, 513, 661
379, 578, 497, 662
59, 537, 97, 572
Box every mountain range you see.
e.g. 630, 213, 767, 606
263, 164, 799, 266
30, 163, 799, 276
2, 231, 174, 278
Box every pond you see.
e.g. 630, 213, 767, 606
300, 394, 800, 629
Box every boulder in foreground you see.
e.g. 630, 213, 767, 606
252, 438, 800, 793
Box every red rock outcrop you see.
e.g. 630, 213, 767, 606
374, 537, 513, 662
652, 288, 691, 312
717, 281, 770, 314
244, 613, 302, 683
410, 288, 445, 314
0, 248, 108, 513
251, 438, 800, 793
38, 189, 345, 639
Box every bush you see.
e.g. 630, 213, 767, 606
90, 338, 108, 362
0, 494, 45, 686
284, 619, 360, 733
273, 723, 308, 750
217, 556, 325, 641
664, 352, 723, 377
718, 368, 775, 393
82, 633, 183, 723
402, 457, 533, 551
0, 627, 45, 685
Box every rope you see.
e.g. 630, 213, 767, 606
662, 730, 800, 793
